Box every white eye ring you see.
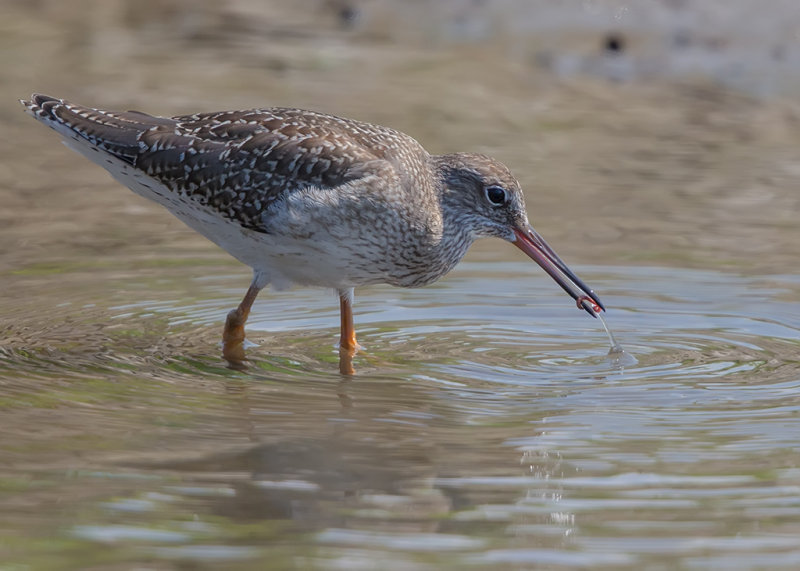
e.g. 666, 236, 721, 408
484, 185, 508, 206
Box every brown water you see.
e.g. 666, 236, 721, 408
2, 2, 800, 569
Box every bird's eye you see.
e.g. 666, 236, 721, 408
484, 185, 508, 206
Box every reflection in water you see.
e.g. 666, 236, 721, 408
139, 436, 443, 529
1, 263, 799, 567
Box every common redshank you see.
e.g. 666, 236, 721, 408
21, 94, 604, 374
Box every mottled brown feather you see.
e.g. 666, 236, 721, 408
22, 95, 430, 233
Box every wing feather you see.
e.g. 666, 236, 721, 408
22, 94, 425, 231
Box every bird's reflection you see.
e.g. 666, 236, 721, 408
139, 436, 444, 527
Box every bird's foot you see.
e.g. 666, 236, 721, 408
223, 308, 248, 344
337, 338, 362, 376
222, 308, 248, 368
338, 347, 356, 375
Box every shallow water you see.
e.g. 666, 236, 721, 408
3, 2, 800, 567
2, 255, 799, 569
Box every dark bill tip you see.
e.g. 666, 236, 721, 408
512, 226, 605, 318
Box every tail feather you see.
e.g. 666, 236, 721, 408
21, 93, 176, 163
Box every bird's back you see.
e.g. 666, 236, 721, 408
21, 94, 460, 289
21, 94, 431, 232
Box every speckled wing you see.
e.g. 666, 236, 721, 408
22, 94, 423, 233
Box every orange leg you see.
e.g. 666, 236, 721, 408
222, 282, 262, 365
338, 288, 360, 375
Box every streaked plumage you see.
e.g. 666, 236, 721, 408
22, 94, 604, 373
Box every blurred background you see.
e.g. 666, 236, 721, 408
2, 1, 800, 569
4, 0, 800, 272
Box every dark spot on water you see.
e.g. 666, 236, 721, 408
324, 1, 359, 29
338, 5, 359, 28
604, 33, 625, 54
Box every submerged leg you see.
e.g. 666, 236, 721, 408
222, 280, 263, 364
338, 287, 360, 375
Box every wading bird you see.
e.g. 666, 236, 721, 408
22, 94, 604, 374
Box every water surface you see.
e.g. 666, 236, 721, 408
3, 2, 800, 567
2, 256, 799, 569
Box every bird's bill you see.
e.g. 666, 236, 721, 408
512, 226, 605, 317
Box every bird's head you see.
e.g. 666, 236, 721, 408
435, 152, 605, 317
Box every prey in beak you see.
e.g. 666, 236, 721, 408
512, 226, 605, 317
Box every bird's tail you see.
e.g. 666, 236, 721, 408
20, 93, 173, 164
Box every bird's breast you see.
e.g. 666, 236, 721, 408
259, 184, 469, 288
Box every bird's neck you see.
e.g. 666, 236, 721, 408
431, 153, 474, 229
430, 154, 477, 265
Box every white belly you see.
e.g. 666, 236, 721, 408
59, 133, 362, 291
